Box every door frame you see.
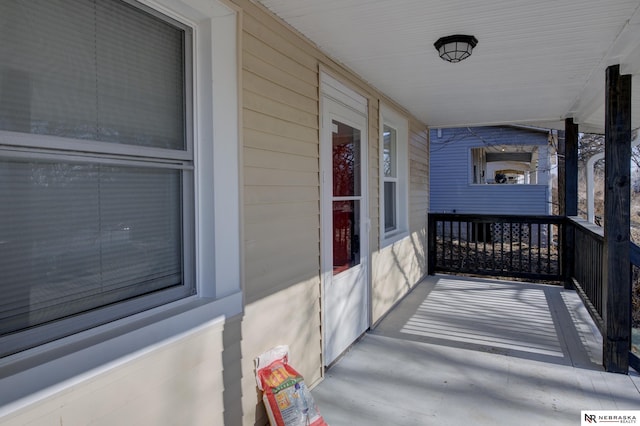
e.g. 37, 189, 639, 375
319, 71, 370, 366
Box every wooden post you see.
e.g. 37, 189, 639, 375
563, 119, 579, 288
565, 118, 579, 217
603, 64, 632, 373
557, 129, 566, 216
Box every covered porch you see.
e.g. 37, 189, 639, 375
312, 275, 640, 425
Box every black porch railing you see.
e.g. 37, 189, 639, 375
428, 213, 564, 281
570, 218, 604, 330
567, 217, 640, 372
428, 213, 640, 373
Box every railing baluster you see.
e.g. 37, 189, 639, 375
509, 222, 513, 271
474, 222, 479, 272
537, 223, 542, 274
457, 220, 462, 270
466, 221, 471, 272
491, 222, 496, 272
448, 220, 453, 268
528, 222, 532, 274
500, 222, 505, 273
547, 223, 551, 273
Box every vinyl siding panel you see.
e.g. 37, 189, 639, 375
430, 126, 550, 215
409, 120, 430, 230
1, 319, 229, 426
238, 0, 429, 421
243, 71, 318, 115
243, 90, 318, 129
0, 0, 430, 425
239, 3, 323, 424
244, 128, 318, 157
244, 147, 318, 172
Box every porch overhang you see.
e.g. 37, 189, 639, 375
255, 0, 640, 133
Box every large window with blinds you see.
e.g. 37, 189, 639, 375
0, 0, 195, 356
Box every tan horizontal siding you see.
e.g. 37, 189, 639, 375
4, 321, 227, 426
243, 70, 317, 115
242, 12, 318, 72
244, 147, 317, 172
245, 219, 319, 253
243, 90, 317, 130
244, 128, 318, 158
245, 167, 318, 187
243, 52, 317, 99
245, 185, 319, 205
409, 125, 429, 235
244, 33, 317, 85
244, 110, 317, 144
244, 201, 318, 224
245, 243, 320, 298
240, 6, 323, 415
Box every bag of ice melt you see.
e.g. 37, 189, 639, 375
255, 345, 328, 426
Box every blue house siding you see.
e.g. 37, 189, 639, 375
430, 126, 551, 215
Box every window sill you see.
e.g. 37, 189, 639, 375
0, 291, 242, 417
381, 230, 410, 248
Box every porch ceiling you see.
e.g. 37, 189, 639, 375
255, 0, 640, 133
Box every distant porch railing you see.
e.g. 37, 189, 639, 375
428, 213, 639, 373
428, 213, 564, 281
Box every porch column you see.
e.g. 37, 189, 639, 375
564, 118, 579, 217
603, 64, 632, 373
560, 118, 578, 288
557, 129, 566, 214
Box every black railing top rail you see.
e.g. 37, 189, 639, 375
569, 215, 640, 265
429, 212, 565, 225
567, 216, 604, 242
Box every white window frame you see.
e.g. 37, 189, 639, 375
379, 104, 409, 247
469, 146, 486, 184
0, 0, 240, 414
0, 2, 197, 356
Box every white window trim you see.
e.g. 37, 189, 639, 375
0, 0, 241, 415
379, 104, 409, 247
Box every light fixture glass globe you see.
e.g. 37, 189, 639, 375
434, 35, 478, 63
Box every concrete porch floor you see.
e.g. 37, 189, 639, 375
311, 275, 640, 425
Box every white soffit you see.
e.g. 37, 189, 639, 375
257, 0, 640, 132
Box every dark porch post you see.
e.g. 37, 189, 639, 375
562, 118, 579, 288
564, 118, 579, 217
603, 64, 632, 373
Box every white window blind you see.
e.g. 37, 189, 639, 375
0, 0, 194, 355
0, 0, 187, 149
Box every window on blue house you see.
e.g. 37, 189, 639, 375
471, 146, 541, 185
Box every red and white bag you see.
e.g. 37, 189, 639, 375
255, 346, 328, 426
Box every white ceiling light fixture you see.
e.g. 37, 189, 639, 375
434, 35, 478, 63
